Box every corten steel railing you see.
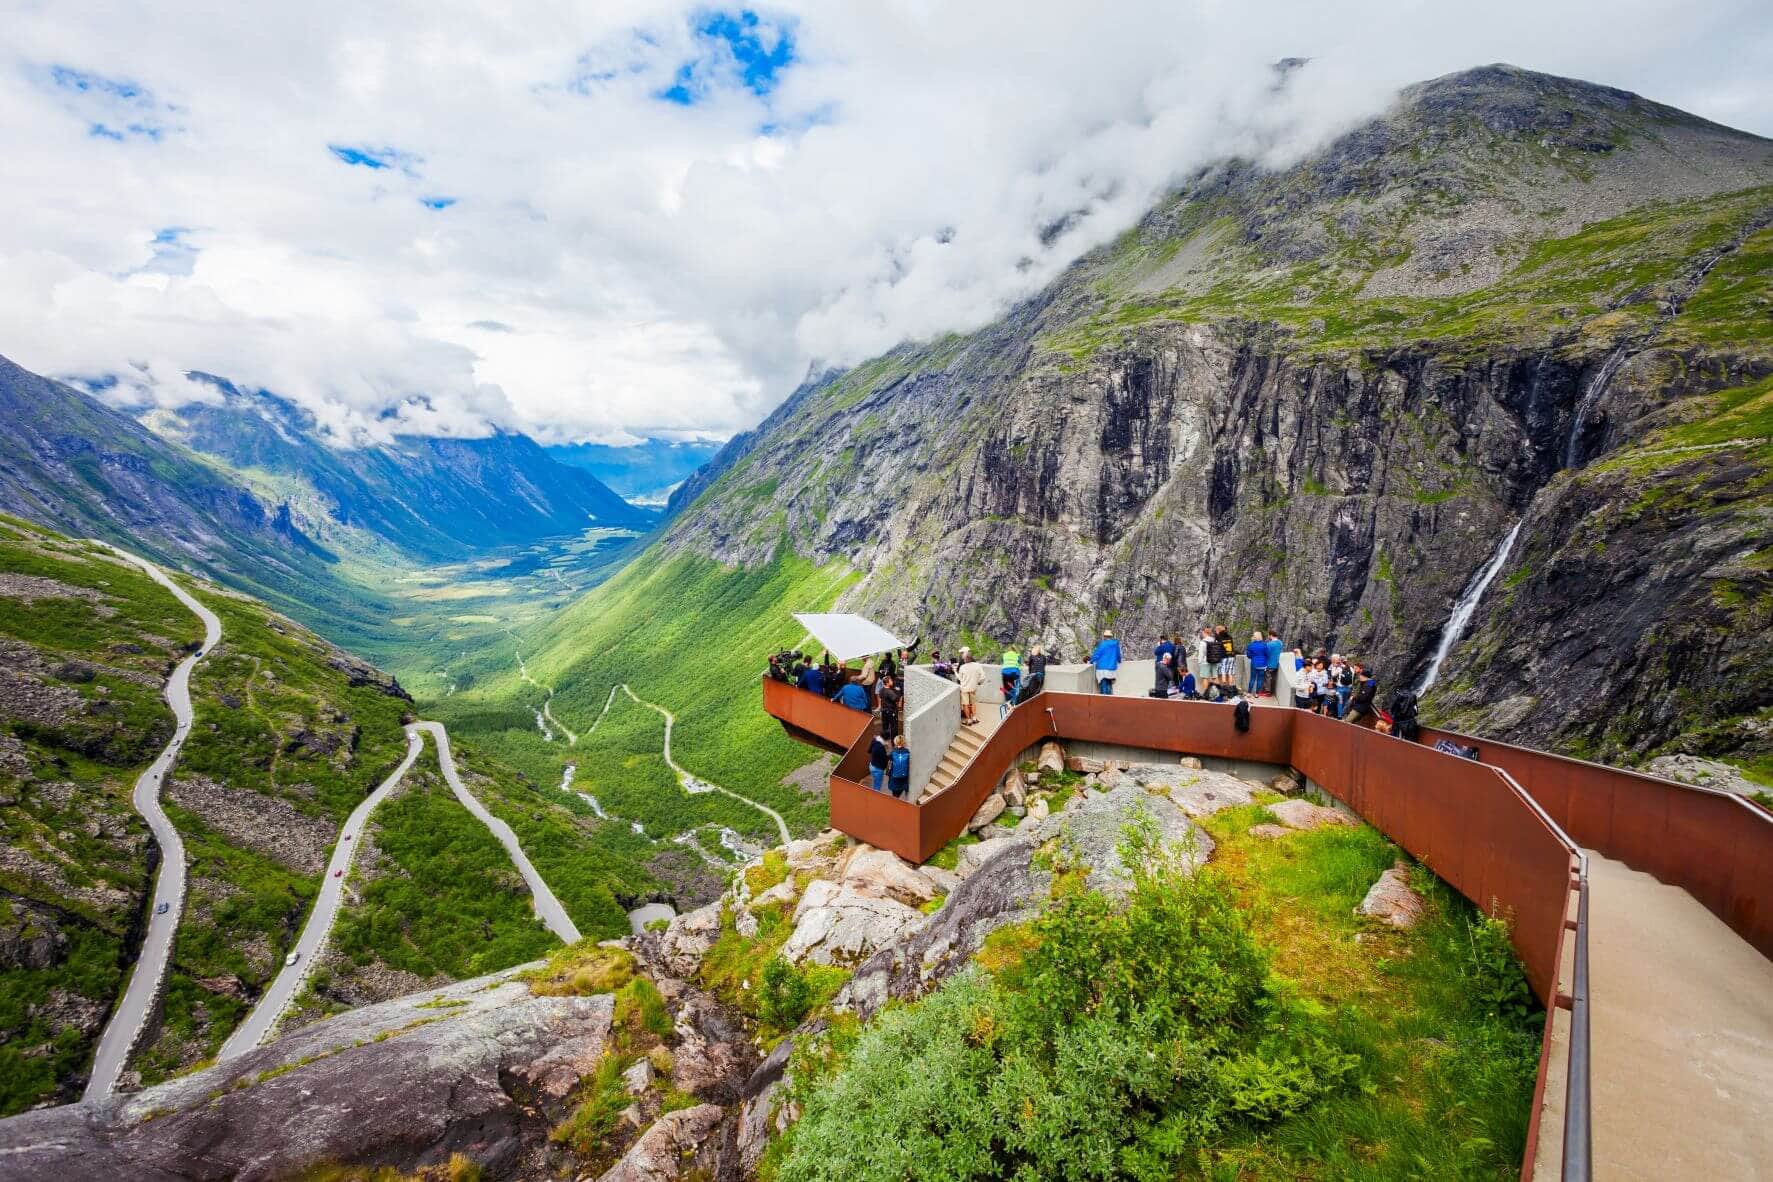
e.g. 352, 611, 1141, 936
1422, 725, 1773, 964
764, 678, 1594, 1178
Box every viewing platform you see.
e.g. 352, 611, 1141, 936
761, 668, 1773, 1181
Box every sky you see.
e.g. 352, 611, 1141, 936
2, 1, 1770, 447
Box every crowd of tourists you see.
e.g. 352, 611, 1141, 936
766, 621, 1430, 798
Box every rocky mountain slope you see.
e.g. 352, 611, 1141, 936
642, 64, 1773, 766
144, 377, 657, 563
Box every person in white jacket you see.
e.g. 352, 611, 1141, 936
956, 648, 986, 726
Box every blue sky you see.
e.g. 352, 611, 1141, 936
2, 1, 1771, 446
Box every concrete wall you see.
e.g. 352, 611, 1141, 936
1089, 648, 1253, 697
903, 666, 959, 802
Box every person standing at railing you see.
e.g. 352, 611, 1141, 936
837, 675, 871, 712
999, 646, 1022, 707
887, 735, 911, 798
878, 673, 904, 739
1014, 644, 1049, 705
1247, 631, 1269, 696
868, 732, 891, 792
1091, 629, 1121, 694
957, 648, 985, 726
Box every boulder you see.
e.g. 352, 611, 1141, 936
1003, 782, 1026, 808
623, 1057, 655, 1095
1356, 862, 1428, 928
597, 1103, 725, 1182
781, 880, 926, 966
1037, 741, 1066, 773
0, 968, 603, 1181
1247, 823, 1293, 839
955, 836, 1020, 878
967, 793, 1006, 831
1022, 782, 1212, 895
784, 834, 841, 872
658, 902, 723, 978
843, 847, 939, 907
1271, 772, 1304, 795
1268, 799, 1359, 831
1024, 771, 1042, 786
1026, 797, 1050, 822
1179, 756, 1204, 770
1066, 755, 1106, 774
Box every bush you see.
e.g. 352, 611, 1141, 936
776, 832, 1359, 1182
759, 956, 815, 1029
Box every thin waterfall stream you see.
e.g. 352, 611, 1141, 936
1415, 521, 1524, 695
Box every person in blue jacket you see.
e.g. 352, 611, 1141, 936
797, 661, 826, 697
1091, 629, 1122, 695
837, 676, 870, 712
1248, 631, 1269, 696
1264, 632, 1284, 696
887, 735, 912, 797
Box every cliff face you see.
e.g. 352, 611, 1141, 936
658, 65, 1773, 763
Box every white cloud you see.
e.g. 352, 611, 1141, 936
0, 0, 1767, 444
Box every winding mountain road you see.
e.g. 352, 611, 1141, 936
416, 721, 582, 944
217, 727, 426, 1060
83, 547, 221, 1102
614, 685, 791, 846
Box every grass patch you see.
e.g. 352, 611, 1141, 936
526, 941, 637, 997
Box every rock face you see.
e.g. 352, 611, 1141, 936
597, 1103, 724, 1182
655, 66, 1773, 767
1644, 755, 1764, 799
658, 903, 723, 978
781, 879, 927, 967
0, 969, 607, 1182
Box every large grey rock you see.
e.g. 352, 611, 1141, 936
955, 835, 1019, 878
1022, 782, 1213, 894
597, 1103, 724, 1182
1356, 862, 1429, 929
0, 968, 599, 1182
966, 793, 1006, 831
781, 880, 926, 967
1268, 799, 1359, 831
1644, 755, 1762, 799
842, 846, 938, 907
658, 902, 723, 977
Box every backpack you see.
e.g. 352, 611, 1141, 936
1234, 699, 1251, 733
1206, 639, 1226, 663
1388, 691, 1419, 720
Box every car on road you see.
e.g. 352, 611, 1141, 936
333, 869, 343, 878
154, 902, 169, 915
284, 951, 300, 966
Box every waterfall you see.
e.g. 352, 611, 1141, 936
1416, 521, 1524, 695
1564, 345, 1630, 468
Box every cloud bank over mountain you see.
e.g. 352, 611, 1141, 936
1, 0, 1768, 445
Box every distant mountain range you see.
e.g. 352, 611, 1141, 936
0, 354, 665, 634
545, 438, 723, 505
143, 375, 658, 562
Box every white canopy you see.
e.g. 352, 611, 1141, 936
794, 613, 907, 663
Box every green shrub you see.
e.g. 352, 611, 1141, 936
1466, 911, 1536, 1026
759, 956, 815, 1029
776, 832, 1357, 1182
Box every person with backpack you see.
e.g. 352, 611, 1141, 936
1214, 627, 1238, 691
1386, 690, 1421, 741
1014, 644, 1048, 705
1091, 629, 1122, 695
887, 735, 912, 798
868, 732, 891, 792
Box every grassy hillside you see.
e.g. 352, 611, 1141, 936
428, 549, 854, 853
0, 516, 200, 1112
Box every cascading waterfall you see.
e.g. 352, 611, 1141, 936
1415, 521, 1524, 695
1564, 344, 1630, 468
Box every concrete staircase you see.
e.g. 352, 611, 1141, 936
921, 721, 990, 799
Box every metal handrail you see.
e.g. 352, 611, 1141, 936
1564, 871, 1592, 1182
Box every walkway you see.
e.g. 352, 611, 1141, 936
84, 547, 222, 1101
414, 721, 581, 944
216, 728, 426, 1059
1585, 853, 1773, 1179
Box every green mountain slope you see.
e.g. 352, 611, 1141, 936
590, 64, 1771, 769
